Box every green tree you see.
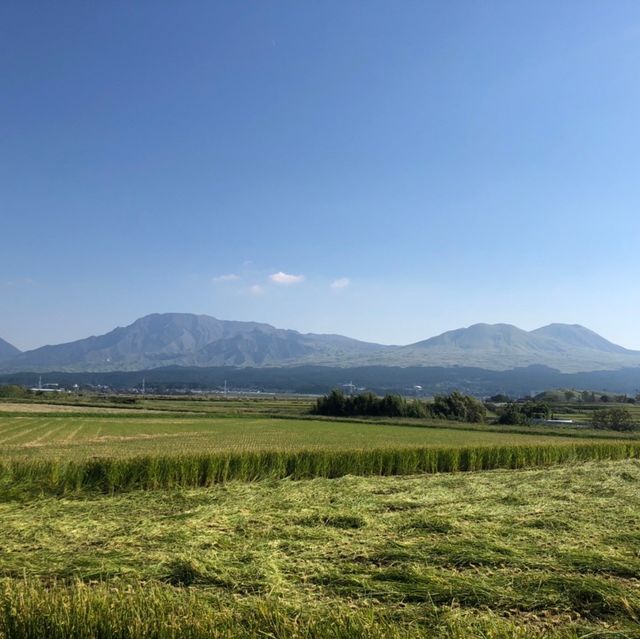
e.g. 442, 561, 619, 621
496, 403, 528, 425
592, 407, 635, 431
431, 392, 486, 423
0, 385, 30, 399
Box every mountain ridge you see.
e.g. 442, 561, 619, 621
0, 337, 20, 363
1, 314, 639, 374
2, 313, 385, 373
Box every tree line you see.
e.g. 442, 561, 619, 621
311, 390, 486, 423
312, 390, 638, 431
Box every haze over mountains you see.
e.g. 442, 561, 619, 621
1, 313, 640, 374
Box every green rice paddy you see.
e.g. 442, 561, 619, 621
0, 412, 616, 460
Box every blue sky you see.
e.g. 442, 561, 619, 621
2, 1, 640, 351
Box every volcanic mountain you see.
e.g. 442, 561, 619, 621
1, 313, 385, 372
379, 323, 640, 372
2, 314, 639, 373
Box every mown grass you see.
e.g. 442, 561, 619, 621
0, 394, 315, 417
0, 582, 417, 639
1, 460, 639, 637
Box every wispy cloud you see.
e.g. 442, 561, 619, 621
248, 284, 265, 295
269, 271, 304, 285
3, 277, 36, 288
213, 273, 240, 282
330, 277, 350, 290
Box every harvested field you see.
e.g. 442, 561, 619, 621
1, 459, 639, 638
1, 400, 639, 637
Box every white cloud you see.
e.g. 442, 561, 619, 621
248, 284, 265, 295
330, 277, 350, 290
269, 271, 304, 285
213, 273, 240, 282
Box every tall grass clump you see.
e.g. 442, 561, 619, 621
1, 441, 639, 496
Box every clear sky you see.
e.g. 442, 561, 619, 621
2, 1, 640, 351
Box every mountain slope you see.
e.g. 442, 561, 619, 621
0, 337, 20, 363
363, 323, 640, 372
2, 316, 640, 373
530, 324, 631, 354
408, 324, 547, 355
3, 313, 384, 372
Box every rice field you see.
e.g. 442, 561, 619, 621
0, 408, 639, 497
0, 412, 622, 460
1, 459, 639, 638
1, 399, 640, 637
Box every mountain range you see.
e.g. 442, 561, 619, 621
1, 313, 640, 374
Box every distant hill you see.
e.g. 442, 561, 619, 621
530, 324, 630, 354
0, 337, 20, 363
366, 323, 640, 372
2, 364, 640, 398
1, 314, 639, 374
1, 313, 385, 372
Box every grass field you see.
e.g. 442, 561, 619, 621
0, 412, 628, 460
1, 398, 639, 637
0, 394, 316, 416
1, 408, 639, 496
1, 459, 639, 637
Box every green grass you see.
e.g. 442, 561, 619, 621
2, 401, 640, 636
1, 412, 639, 496
553, 402, 640, 424
1, 459, 639, 637
2, 441, 640, 497
1, 412, 636, 461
